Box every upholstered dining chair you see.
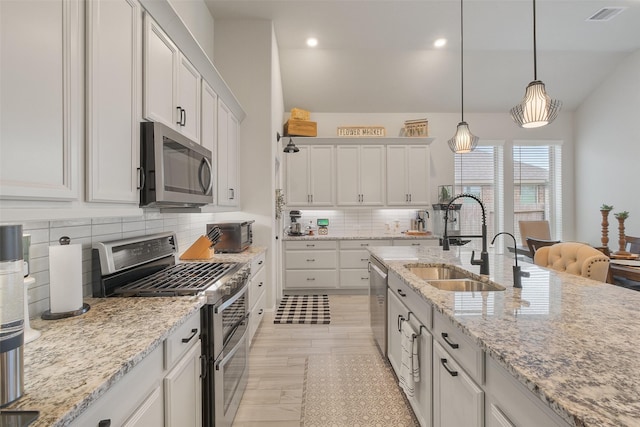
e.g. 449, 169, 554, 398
533, 242, 610, 282
518, 220, 551, 247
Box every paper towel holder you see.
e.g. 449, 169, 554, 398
42, 236, 91, 320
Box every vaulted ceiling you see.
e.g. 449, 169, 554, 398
205, 0, 640, 113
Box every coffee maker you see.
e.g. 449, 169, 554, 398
286, 210, 303, 236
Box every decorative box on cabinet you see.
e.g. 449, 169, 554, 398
336, 145, 385, 206
339, 240, 391, 289
285, 145, 334, 206
284, 240, 338, 289
143, 13, 201, 144
386, 145, 431, 206
86, 0, 142, 204
0, 0, 82, 201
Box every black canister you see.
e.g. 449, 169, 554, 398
0, 224, 24, 407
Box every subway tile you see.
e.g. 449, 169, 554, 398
50, 219, 91, 228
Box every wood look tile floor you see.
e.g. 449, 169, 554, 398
232, 295, 398, 427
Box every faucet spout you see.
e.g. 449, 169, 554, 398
491, 231, 530, 288
442, 193, 490, 275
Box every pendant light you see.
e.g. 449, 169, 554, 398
448, 0, 478, 154
510, 0, 562, 128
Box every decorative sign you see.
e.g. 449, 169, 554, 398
337, 126, 386, 137
403, 119, 428, 137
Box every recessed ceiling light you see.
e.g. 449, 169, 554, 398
306, 38, 318, 47
434, 38, 447, 48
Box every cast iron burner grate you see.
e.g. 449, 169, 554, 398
114, 262, 237, 296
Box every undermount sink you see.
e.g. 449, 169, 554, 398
405, 264, 505, 292
406, 265, 471, 280
427, 279, 505, 292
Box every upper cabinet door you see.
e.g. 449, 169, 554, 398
336, 146, 360, 205
285, 145, 311, 206
359, 145, 385, 205
406, 145, 430, 205
308, 146, 334, 206
386, 145, 430, 206
177, 56, 201, 144
143, 14, 178, 128
86, 0, 142, 203
201, 80, 217, 154
386, 145, 409, 205
217, 99, 239, 207
0, 0, 81, 201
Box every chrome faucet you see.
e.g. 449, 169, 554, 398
442, 193, 490, 275
491, 231, 530, 288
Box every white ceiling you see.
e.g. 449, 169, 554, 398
204, 0, 640, 113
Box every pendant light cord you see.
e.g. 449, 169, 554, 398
533, 0, 537, 80
460, 0, 465, 122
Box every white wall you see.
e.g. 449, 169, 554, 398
168, 0, 215, 62
575, 49, 640, 246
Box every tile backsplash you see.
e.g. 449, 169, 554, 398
10, 212, 222, 318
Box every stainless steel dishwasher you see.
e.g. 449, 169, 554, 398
369, 255, 388, 356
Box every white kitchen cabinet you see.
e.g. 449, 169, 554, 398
217, 99, 239, 207
201, 80, 218, 154
143, 13, 201, 143
336, 145, 385, 206
387, 281, 433, 427
285, 145, 334, 206
123, 385, 164, 427
339, 240, 391, 289
164, 342, 202, 427
387, 145, 431, 206
0, 0, 82, 201
433, 340, 484, 427
86, 0, 142, 204
284, 240, 338, 289
248, 251, 267, 345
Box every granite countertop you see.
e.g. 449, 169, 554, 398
282, 232, 437, 241
369, 245, 640, 427
5, 247, 267, 426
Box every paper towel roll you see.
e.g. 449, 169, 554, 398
49, 243, 83, 314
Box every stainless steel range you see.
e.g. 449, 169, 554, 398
92, 232, 250, 427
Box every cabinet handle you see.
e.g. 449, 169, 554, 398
440, 358, 459, 377
200, 354, 207, 380
98, 420, 111, 427
137, 167, 145, 190
360, 258, 368, 262
258, 309, 264, 315
361, 277, 369, 280
441, 332, 459, 349
306, 277, 316, 281
229, 188, 235, 200
258, 282, 264, 287
182, 328, 199, 343
176, 106, 182, 125
182, 108, 187, 126
310, 194, 313, 203
360, 243, 369, 247
306, 244, 315, 248
411, 243, 420, 246
409, 194, 412, 202
306, 258, 315, 262
397, 289, 407, 297
258, 260, 263, 265
398, 314, 405, 332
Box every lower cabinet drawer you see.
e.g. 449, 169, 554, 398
285, 270, 338, 288
433, 310, 484, 384
249, 291, 267, 345
339, 249, 371, 269
249, 265, 267, 309
285, 250, 337, 269
339, 269, 370, 289
164, 310, 201, 370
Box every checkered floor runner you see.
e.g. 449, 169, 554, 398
274, 295, 330, 324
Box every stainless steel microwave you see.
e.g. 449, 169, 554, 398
140, 121, 213, 208
207, 220, 254, 253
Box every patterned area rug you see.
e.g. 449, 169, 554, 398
301, 354, 418, 426
274, 294, 330, 324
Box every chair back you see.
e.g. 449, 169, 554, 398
526, 238, 560, 257
533, 242, 609, 282
626, 236, 640, 254
518, 220, 551, 247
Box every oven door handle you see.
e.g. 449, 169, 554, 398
215, 281, 249, 314
215, 317, 249, 371
222, 312, 250, 349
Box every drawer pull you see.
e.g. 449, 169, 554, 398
411, 243, 420, 246
360, 258, 369, 261
360, 243, 369, 247
258, 282, 264, 287
306, 258, 316, 262
182, 328, 199, 343
98, 420, 112, 427
307, 277, 316, 281
397, 289, 407, 297
441, 358, 459, 377
441, 332, 459, 349
258, 309, 264, 315
306, 244, 315, 247
258, 260, 263, 265
398, 314, 406, 332
361, 277, 369, 280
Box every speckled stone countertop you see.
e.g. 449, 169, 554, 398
282, 232, 437, 241
369, 245, 640, 427
5, 247, 266, 426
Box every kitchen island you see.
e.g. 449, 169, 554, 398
371, 245, 640, 427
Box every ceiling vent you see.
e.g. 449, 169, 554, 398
586, 7, 626, 22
